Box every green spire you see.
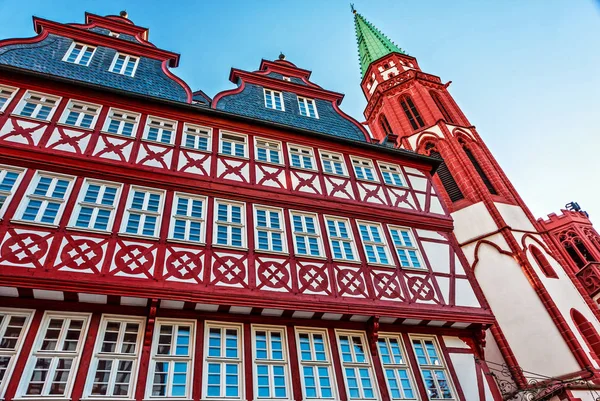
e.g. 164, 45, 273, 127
353, 8, 407, 78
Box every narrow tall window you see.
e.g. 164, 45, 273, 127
572, 309, 600, 365
0, 85, 18, 113
288, 145, 315, 170
252, 326, 291, 399
0, 309, 33, 398
400, 96, 425, 130
296, 329, 335, 399
255, 139, 282, 164
378, 335, 417, 400
170, 193, 206, 243
254, 206, 285, 253
389, 227, 423, 269
411, 337, 454, 400
18, 173, 74, 225
325, 217, 357, 261
462, 144, 497, 195
430, 91, 454, 124
0, 165, 24, 217
380, 114, 393, 136
60, 100, 101, 129
144, 117, 177, 145
425, 143, 464, 203
264, 89, 284, 111
110, 53, 139, 77
337, 332, 377, 400
103, 109, 140, 137
560, 231, 596, 268
352, 158, 378, 182
379, 163, 406, 187
70, 180, 121, 232
530, 245, 558, 279
298, 97, 318, 118
357, 221, 391, 265
203, 322, 243, 399
121, 188, 164, 237
147, 320, 194, 398
85, 316, 144, 398
214, 200, 245, 248
182, 124, 211, 152
16, 91, 60, 121
18, 313, 90, 397
290, 211, 323, 257
63, 42, 96, 66
320, 152, 347, 176
220, 132, 247, 158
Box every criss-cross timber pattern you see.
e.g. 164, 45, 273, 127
211, 252, 248, 288
324, 176, 355, 200
0, 229, 52, 269
45, 127, 92, 155
405, 275, 440, 303
54, 235, 108, 273
357, 182, 387, 205
177, 150, 211, 176
0, 118, 47, 146
110, 241, 156, 279
136, 143, 173, 169
92, 134, 134, 162
217, 158, 249, 183
256, 165, 286, 189
386, 187, 417, 210
371, 270, 404, 301
256, 258, 292, 291
163, 247, 204, 283
297, 261, 331, 295
335, 266, 368, 298
291, 171, 322, 195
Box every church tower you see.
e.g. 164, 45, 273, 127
353, 7, 600, 397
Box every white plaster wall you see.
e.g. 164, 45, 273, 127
494, 203, 536, 232
570, 390, 599, 401
406, 125, 444, 150
475, 243, 580, 376
451, 202, 498, 244
448, 353, 479, 401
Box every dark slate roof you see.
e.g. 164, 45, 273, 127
265, 72, 307, 86
216, 83, 367, 142
0, 34, 189, 102
88, 27, 138, 43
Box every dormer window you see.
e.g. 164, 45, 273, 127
282, 76, 291, 82
264, 89, 284, 111
109, 53, 139, 77
63, 42, 96, 66
297, 97, 318, 118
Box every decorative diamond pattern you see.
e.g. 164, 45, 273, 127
336, 266, 367, 298
256, 258, 291, 291
211, 253, 248, 288
371, 270, 404, 301
56, 237, 106, 273
164, 248, 203, 283
0, 230, 51, 269
111, 242, 155, 279
297, 262, 330, 295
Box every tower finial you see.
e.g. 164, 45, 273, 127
351, 4, 356, 14
278, 52, 286, 60
119, 10, 128, 18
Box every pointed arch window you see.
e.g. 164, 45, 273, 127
461, 142, 497, 195
559, 231, 596, 268
424, 143, 464, 203
572, 309, 600, 365
399, 96, 425, 130
529, 245, 558, 279
380, 114, 393, 136
430, 91, 455, 124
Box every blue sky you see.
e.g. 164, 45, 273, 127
0, 0, 598, 220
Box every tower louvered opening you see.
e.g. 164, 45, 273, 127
462, 145, 497, 195
425, 144, 464, 203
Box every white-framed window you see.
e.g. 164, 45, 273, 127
203, 322, 243, 399
325, 217, 357, 261
377, 334, 417, 400
147, 319, 195, 399
120, 187, 164, 237
290, 211, 323, 258
388, 227, 423, 269
16, 172, 74, 225
15, 91, 60, 121
62, 42, 96, 66
59, 100, 101, 129
214, 199, 245, 248
297, 97, 318, 118
254, 206, 286, 253
352, 158, 378, 182
336, 331, 377, 400
0, 165, 25, 218
0, 308, 34, 398
264, 89, 284, 111
410, 337, 455, 400
84, 315, 145, 399
357, 221, 392, 265
109, 53, 139, 77
103, 108, 140, 137
295, 328, 336, 400
255, 138, 282, 164
17, 312, 91, 398
169, 193, 206, 243
143, 116, 177, 145
288, 145, 315, 170
182, 123, 211, 152
379, 163, 406, 187
252, 326, 291, 399
69, 179, 122, 232
0, 84, 19, 113
219, 132, 247, 158
319, 151, 347, 176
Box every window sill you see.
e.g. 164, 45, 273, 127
56, 122, 96, 132
180, 146, 211, 154
166, 237, 207, 246
254, 249, 289, 257
366, 262, 396, 269
10, 114, 52, 124
355, 177, 380, 185
331, 258, 362, 265
217, 153, 249, 161
13, 398, 72, 401
65, 226, 112, 235
255, 160, 284, 168
100, 130, 137, 140
400, 266, 428, 272
383, 183, 409, 190
10, 219, 59, 229
141, 138, 175, 147
288, 165, 318, 173
117, 232, 160, 241
211, 244, 249, 252
294, 254, 328, 261
322, 171, 349, 179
